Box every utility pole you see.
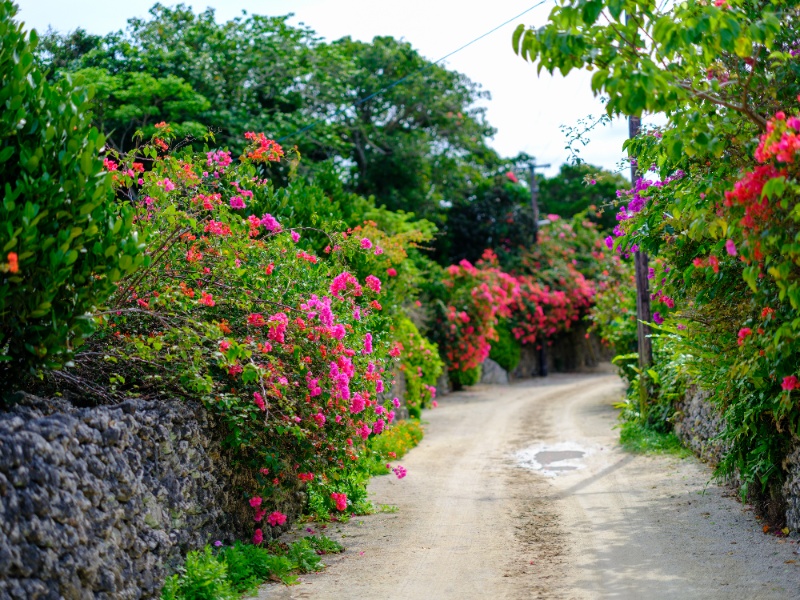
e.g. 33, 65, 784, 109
629, 115, 653, 411
528, 160, 550, 376
529, 160, 550, 244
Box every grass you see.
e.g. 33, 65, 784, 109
619, 421, 692, 457
160, 535, 344, 600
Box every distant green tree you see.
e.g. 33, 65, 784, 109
538, 163, 628, 231
36, 4, 500, 219
438, 173, 533, 264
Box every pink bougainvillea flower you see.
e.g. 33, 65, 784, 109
330, 492, 348, 511
738, 327, 752, 346
249, 496, 263, 508
291, 230, 300, 243
313, 412, 326, 426
387, 268, 398, 277
360, 237, 373, 249
725, 239, 737, 256
267, 511, 287, 527
363, 333, 373, 355
229, 196, 245, 209
782, 375, 799, 391
505, 170, 518, 183
392, 397, 401, 408
392, 465, 407, 479
653, 312, 664, 325
260, 213, 282, 232
253, 392, 266, 411
365, 275, 381, 293
253, 529, 263, 544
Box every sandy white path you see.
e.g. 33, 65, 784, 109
258, 372, 800, 600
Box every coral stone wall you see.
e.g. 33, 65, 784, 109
0, 394, 298, 600
673, 386, 800, 529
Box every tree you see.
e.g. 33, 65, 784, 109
539, 163, 628, 231
37, 4, 500, 219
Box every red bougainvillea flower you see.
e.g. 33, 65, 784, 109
253, 529, 263, 544
387, 267, 397, 277
199, 292, 215, 307
6, 252, 18, 273
253, 392, 266, 411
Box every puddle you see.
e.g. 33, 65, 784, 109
515, 442, 593, 477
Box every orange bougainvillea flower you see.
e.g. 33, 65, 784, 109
7, 252, 18, 273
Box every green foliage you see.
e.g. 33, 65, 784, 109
489, 320, 521, 373
539, 164, 629, 231
38, 5, 500, 217
619, 421, 691, 457
394, 318, 444, 416
304, 534, 344, 555
449, 364, 482, 389
366, 419, 424, 475
0, 1, 141, 377
161, 547, 236, 600
438, 174, 534, 264
160, 536, 342, 600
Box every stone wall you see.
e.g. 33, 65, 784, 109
0, 394, 298, 600
511, 322, 612, 380
672, 386, 800, 530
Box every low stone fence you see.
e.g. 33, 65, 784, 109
0, 394, 298, 599
672, 386, 800, 529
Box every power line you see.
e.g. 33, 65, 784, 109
277, 1, 549, 144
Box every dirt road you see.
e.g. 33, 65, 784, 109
258, 372, 800, 599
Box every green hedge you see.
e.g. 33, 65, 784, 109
0, 1, 141, 376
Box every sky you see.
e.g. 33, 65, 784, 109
16, 0, 635, 178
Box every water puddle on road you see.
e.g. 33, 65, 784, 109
515, 442, 593, 477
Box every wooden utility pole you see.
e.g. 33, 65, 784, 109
528, 160, 550, 376
629, 115, 653, 409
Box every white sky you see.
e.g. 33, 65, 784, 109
16, 0, 635, 177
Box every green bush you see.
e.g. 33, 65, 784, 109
394, 317, 443, 415
449, 364, 482, 389
161, 537, 341, 599
489, 320, 521, 373
0, 2, 141, 376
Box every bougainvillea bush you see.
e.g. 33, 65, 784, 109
514, 0, 800, 500
72, 127, 421, 540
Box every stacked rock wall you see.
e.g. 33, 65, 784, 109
672, 386, 800, 529
0, 394, 297, 599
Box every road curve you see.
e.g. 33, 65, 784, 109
258, 372, 800, 600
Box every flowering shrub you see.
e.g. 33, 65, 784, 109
609, 106, 800, 492
432, 250, 520, 375
0, 1, 141, 376
77, 129, 415, 538
393, 317, 443, 418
